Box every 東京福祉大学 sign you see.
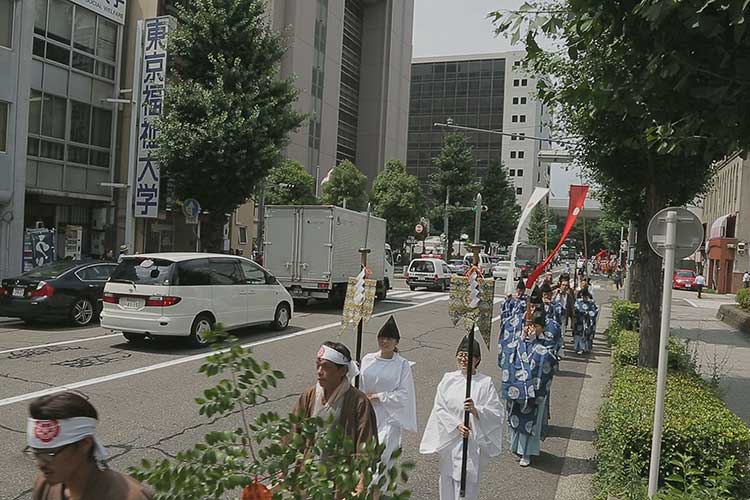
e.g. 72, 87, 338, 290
70, 0, 126, 25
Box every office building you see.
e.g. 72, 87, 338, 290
407, 51, 551, 211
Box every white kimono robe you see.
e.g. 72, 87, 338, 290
359, 352, 418, 481
420, 370, 504, 500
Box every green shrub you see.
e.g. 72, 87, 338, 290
611, 299, 640, 331
611, 330, 691, 372
595, 366, 750, 499
737, 288, 750, 311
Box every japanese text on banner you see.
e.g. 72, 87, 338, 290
135, 16, 171, 218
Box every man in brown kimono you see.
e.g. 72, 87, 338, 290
293, 341, 378, 495
27, 392, 153, 500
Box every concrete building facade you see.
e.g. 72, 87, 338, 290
407, 51, 551, 212
702, 151, 750, 293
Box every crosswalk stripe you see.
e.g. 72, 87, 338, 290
388, 290, 413, 298
394, 291, 431, 298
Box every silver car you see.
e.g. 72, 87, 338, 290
492, 260, 517, 280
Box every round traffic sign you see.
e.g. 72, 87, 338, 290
415, 223, 424, 234
647, 207, 704, 260
183, 198, 201, 218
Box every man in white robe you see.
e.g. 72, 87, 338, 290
420, 337, 504, 500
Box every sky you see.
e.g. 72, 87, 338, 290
412, 0, 527, 58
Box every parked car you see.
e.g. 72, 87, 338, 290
100, 253, 294, 347
492, 260, 517, 281
0, 260, 118, 326
516, 260, 531, 278
405, 258, 452, 292
672, 269, 697, 290
463, 253, 493, 277
447, 259, 469, 275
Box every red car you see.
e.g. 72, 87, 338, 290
672, 269, 697, 290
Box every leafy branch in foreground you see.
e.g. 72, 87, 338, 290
130, 327, 413, 499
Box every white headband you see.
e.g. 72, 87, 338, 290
318, 345, 360, 381
27, 417, 109, 470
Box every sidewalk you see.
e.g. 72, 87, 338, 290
670, 290, 750, 424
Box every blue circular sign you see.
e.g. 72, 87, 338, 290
183, 198, 201, 218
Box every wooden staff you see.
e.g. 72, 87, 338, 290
460, 243, 482, 497
354, 203, 372, 389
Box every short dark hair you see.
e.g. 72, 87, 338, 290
29, 392, 98, 420
322, 341, 352, 366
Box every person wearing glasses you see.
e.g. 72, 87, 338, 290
26, 391, 152, 500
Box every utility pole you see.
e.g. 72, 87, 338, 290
443, 186, 450, 261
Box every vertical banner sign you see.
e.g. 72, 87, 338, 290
525, 185, 589, 287
135, 16, 172, 218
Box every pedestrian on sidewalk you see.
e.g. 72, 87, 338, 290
695, 272, 706, 298
360, 316, 418, 493
420, 336, 503, 500
613, 267, 623, 290
573, 290, 599, 355
553, 275, 575, 336
26, 392, 153, 500
743, 270, 750, 288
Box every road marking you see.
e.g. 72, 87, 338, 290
388, 290, 413, 298
683, 298, 699, 308
0, 296, 451, 408
0, 334, 122, 355
393, 291, 429, 298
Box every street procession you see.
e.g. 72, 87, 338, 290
3, 0, 750, 499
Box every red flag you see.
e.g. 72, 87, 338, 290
526, 185, 589, 288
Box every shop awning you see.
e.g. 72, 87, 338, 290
709, 214, 730, 239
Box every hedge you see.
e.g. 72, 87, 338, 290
597, 300, 750, 498
737, 288, 750, 311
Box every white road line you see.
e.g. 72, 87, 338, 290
0, 333, 122, 355
387, 290, 411, 298
0, 296, 450, 408
393, 291, 428, 298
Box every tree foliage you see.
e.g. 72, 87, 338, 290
429, 135, 481, 255
320, 160, 368, 211
526, 204, 550, 249
481, 161, 521, 246
131, 328, 414, 499
490, 0, 750, 368
265, 160, 317, 206
157, 0, 304, 246
370, 160, 426, 250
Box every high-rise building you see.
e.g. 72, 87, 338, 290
407, 51, 551, 211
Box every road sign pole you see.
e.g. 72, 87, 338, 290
444, 186, 450, 261
647, 210, 677, 498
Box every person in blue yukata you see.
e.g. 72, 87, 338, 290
573, 289, 599, 355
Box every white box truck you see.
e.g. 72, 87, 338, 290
263, 205, 393, 304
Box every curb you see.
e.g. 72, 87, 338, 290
716, 304, 750, 334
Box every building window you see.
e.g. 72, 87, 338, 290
48, 0, 73, 45
519, 115, 526, 123
513, 60, 521, 67
510, 151, 516, 159
91, 107, 112, 148
513, 79, 519, 87
238, 226, 248, 245
41, 93, 67, 139
520, 97, 527, 104
73, 8, 96, 54
509, 169, 516, 177
516, 187, 523, 195
0, 101, 7, 153
0, 0, 12, 48
70, 100, 91, 144
512, 115, 518, 123
518, 151, 525, 159
519, 133, 526, 140
512, 97, 518, 104
517, 168, 524, 177
521, 78, 528, 86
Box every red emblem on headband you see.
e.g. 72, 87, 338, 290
317, 346, 325, 359
34, 420, 61, 443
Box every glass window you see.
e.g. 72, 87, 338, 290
240, 260, 266, 284
522, 78, 528, 86
28, 137, 40, 156
46, 42, 70, 64
510, 151, 516, 159
520, 115, 526, 123
73, 8, 95, 54
0, 101, 7, 152
39, 140, 64, 160
521, 97, 527, 104
33, 37, 45, 57
516, 187, 523, 195
112, 257, 176, 285
238, 226, 248, 244
95, 61, 115, 80
72, 52, 95, 73
517, 169, 524, 177
409, 260, 435, 273
77, 264, 115, 281
509, 169, 515, 176
47, 0, 72, 45
28, 91, 41, 133
34, 0, 47, 35
209, 259, 244, 285
518, 151, 525, 159
91, 108, 111, 147
90, 149, 109, 167
511, 115, 518, 123
512, 97, 518, 105
0, 0, 12, 48
70, 101, 90, 144
96, 19, 117, 62
513, 79, 519, 87
41, 94, 66, 139
67, 144, 88, 164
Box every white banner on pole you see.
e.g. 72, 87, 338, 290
134, 16, 173, 219
505, 187, 550, 294
70, 0, 127, 25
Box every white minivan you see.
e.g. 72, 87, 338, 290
463, 253, 493, 277
100, 253, 293, 347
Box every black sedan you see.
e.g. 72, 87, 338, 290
0, 260, 118, 326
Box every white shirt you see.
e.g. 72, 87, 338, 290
359, 352, 418, 433
743, 273, 749, 283
695, 275, 706, 286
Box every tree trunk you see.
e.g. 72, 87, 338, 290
637, 185, 666, 369
629, 259, 641, 302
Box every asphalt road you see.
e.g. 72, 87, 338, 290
0, 279, 612, 500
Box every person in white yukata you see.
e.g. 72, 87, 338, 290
360, 316, 418, 491
420, 336, 504, 500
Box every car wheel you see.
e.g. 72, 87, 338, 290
271, 303, 291, 331
188, 314, 214, 348
409, 285, 416, 291
123, 332, 147, 344
70, 297, 95, 326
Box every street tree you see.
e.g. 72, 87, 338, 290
481, 160, 520, 247
320, 160, 368, 211
265, 159, 317, 205
157, 0, 304, 249
526, 204, 550, 249
429, 134, 480, 256
490, 1, 750, 368
370, 159, 426, 251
